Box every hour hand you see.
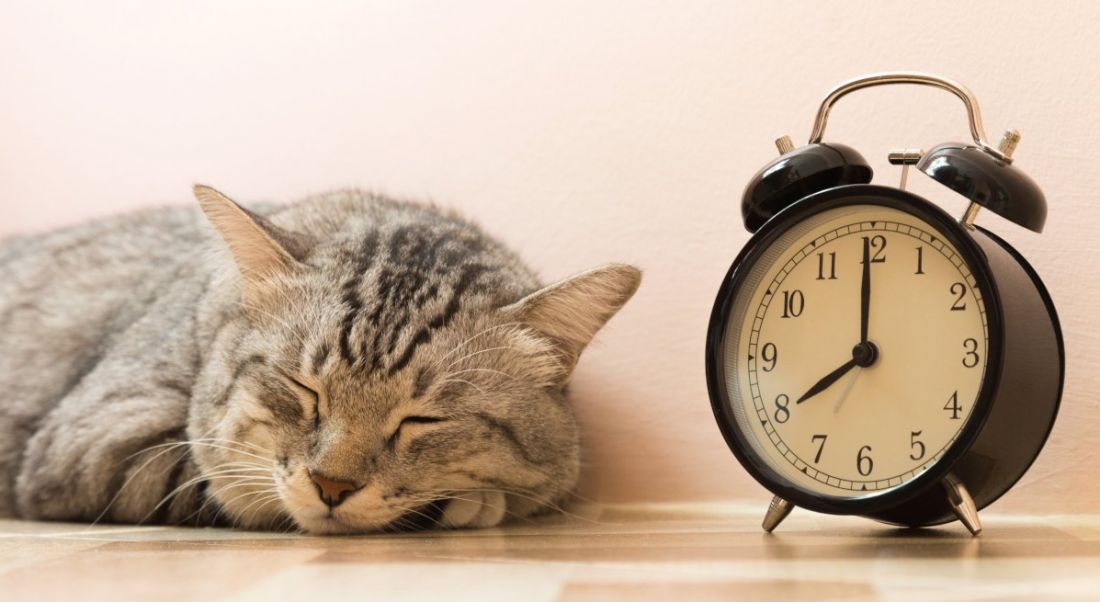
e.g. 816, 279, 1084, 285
795, 357, 859, 405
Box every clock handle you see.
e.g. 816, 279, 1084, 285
942, 472, 983, 536
762, 496, 795, 533
807, 72, 1007, 161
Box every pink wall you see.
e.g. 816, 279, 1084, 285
3, 1, 1098, 512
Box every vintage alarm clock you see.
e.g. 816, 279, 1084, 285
705, 72, 1063, 535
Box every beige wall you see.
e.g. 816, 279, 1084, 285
2, 1, 1097, 513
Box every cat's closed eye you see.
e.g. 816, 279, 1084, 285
284, 375, 322, 426
389, 416, 447, 448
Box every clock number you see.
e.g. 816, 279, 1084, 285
860, 235, 886, 264
811, 434, 827, 463
816, 251, 837, 280
909, 431, 926, 461
780, 290, 805, 318
773, 394, 790, 423
760, 343, 778, 372
915, 246, 925, 275
856, 445, 874, 476
944, 390, 962, 419
962, 338, 980, 368
950, 282, 968, 311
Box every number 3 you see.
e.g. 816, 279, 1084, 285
962, 338, 980, 368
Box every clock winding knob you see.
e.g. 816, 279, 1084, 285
997, 129, 1021, 160
775, 135, 796, 155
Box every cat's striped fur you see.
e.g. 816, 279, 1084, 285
0, 187, 640, 533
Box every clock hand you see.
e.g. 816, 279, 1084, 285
795, 341, 879, 405
795, 357, 859, 405
860, 235, 871, 344
832, 366, 862, 414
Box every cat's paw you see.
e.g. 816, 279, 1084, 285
440, 491, 507, 528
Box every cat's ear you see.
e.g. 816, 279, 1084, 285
193, 184, 308, 302
503, 263, 641, 374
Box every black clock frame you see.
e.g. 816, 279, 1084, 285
706, 184, 1064, 527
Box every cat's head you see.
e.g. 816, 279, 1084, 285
189, 186, 640, 533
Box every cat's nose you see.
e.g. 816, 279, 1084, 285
308, 470, 360, 508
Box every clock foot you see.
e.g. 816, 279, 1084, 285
942, 472, 982, 536
762, 496, 795, 533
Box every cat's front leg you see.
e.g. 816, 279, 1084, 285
15, 381, 198, 525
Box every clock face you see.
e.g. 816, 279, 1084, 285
719, 203, 989, 499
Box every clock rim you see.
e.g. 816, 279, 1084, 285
706, 184, 1006, 516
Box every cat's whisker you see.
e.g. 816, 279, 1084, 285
436, 483, 598, 524
110, 427, 262, 469
253, 499, 291, 530
278, 512, 302, 533
562, 489, 602, 506
211, 465, 274, 475
188, 437, 275, 455
435, 457, 548, 492
211, 459, 275, 469
384, 502, 446, 532
148, 468, 271, 512
106, 435, 273, 520
392, 488, 577, 527
210, 476, 279, 488
184, 441, 274, 464
183, 482, 251, 526
93, 423, 232, 526
442, 367, 519, 382
435, 378, 486, 395
433, 492, 533, 524
93, 420, 239, 526
218, 489, 280, 515
139, 468, 274, 525
193, 466, 272, 478
153, 463, 272, 497
436, 322, 522, 364
117, 440, 189, 463
275, 498, 309, 533
232, 491, 286, 523
443, 345, 513, 369
238, 301, 312, 350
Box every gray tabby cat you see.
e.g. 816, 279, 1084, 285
0, 186, 640, 533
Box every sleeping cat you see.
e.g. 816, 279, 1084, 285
0, 186, 640, 533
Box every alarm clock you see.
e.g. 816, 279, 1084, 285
705, 72, 1064, 535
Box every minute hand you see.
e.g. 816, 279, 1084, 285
795, 357, 859, 405
860, 235, 871, 344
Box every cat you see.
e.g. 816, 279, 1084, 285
0, 186, 641, 533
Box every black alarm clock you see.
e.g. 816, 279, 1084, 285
706, 72, 1064, 535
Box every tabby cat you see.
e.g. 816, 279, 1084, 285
0, 186, 640, 533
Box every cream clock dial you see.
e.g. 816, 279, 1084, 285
722, 205, 988, 498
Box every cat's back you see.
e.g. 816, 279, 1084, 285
0, 204, 210, 320
0, 205, 213, 396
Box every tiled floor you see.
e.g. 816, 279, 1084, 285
1, 502, 1098, 601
